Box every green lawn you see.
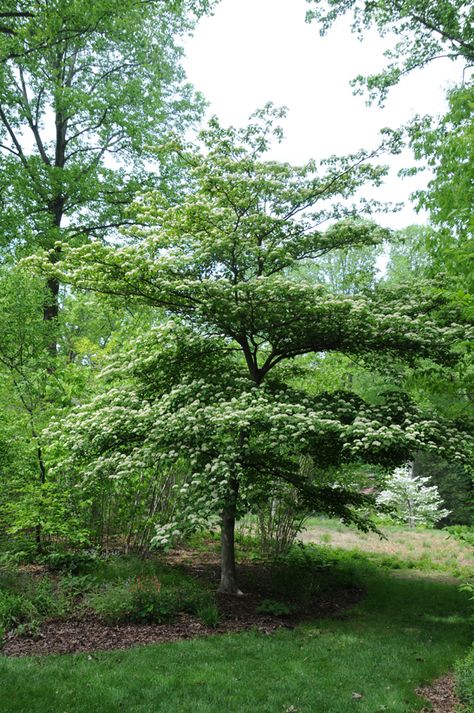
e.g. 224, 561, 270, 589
1, 568, 471, 713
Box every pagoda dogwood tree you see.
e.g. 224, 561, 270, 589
35, 108, 474, 593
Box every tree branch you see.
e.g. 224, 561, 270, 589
18, 67, 51, 166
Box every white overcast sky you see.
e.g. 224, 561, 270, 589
182, 0, 463, 229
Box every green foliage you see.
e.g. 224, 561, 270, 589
416, 453, 473, 526
295, 240, 384, 295
0, 268, 101, 546
196, 602, 220, 628
88, 577, 173, 624
255, 599, 292, 617
447, 526, 474, 547
0, 554, 216, 634
251, 476, 310, 557
0, 590, 37, 632
410, 86, 474, 246
39, 550, 99, 575
408, 85, 474, 308
87, 574, 213, 625
305, 0, 474, 104
0, 567, 70, 633
456, 645, 474, 712
385, 226, 433, 284
269, 548, 324, 605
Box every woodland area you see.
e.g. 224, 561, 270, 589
0, 1, 473, 711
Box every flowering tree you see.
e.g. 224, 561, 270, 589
33, 108, 474, 593
376, 463, 451, 527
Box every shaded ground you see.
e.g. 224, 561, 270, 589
1, 539, 470, 713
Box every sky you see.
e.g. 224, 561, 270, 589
182, 0, 462, 229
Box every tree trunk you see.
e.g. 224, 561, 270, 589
44, 197, 64, 353
218, 478, 242, 595
34, 442, 47, 552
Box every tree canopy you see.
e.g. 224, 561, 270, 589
30, 108, 474, 592
306, 0, 474, 103
0, 0, 214, 265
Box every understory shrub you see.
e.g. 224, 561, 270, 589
0, 566, 71, 634
39, 550, 99, 575
269, 545, 329, 605
0, 590, 37, 631
87, 574, 214, 625
196, 602, 220, 628
256, 599, 292, 617
456, 645, 474, 712
254, 486, 309, 557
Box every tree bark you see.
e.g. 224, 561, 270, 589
34, 442, 47, 551
218, 477, 242, 595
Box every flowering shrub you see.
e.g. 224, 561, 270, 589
376, 464, 450, 527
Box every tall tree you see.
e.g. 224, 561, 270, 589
408, 86, 474, 294
0, 0, 214, 321
32, 110, 474, 592
305, 0, 473, 103
305, 0, 474, 301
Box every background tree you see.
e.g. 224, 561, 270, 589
32, 109, 474, 593
305, 0, 473, 103
376, 463, 451, 527
0, 0, 215, 320
407, 86, 474, 297
0, 263, 163, 549
414, 452, 473, 525
383, 225, 474, 524
305, 0, 473, 300
0, 267, 60, 547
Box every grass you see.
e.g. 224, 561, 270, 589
0, 522, 473, 712
0, 569, 471, 713
302, 517, 474, 576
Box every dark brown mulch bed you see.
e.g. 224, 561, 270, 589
417, 674, 459, 713
1, 550, 363, 658
1, 610, 282, 658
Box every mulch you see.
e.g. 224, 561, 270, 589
417, 674, 460, 713
1, 609, 281, 657
1, 550, 362, 658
